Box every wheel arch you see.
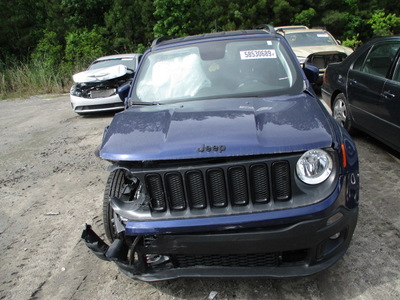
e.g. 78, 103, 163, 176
330, 89, 345, 109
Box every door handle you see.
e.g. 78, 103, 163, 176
383, 91, 395, 99
349, 79, 357, 85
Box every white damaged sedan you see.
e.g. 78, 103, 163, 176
70, 54, 141, 115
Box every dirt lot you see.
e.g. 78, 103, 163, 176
0, 95, 399, 300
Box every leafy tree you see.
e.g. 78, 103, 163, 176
105, 0, 155, 52
271, 0, 302, 26
61, 0, 112, 31
342, 34, 362, 49
31, 30, 64, 69
3, 0, 400, 77
41, 0, 65, 43
153, 0, 193, 37
367, 10, 400, 36
0, 0, 47, 61
291, 8, 317, 27
64, 26, 109, 71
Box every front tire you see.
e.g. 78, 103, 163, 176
103, 169, 127, 242
332, 93, 354, 133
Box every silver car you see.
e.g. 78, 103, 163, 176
70, 54, 141, 115
276, 27, 353, 85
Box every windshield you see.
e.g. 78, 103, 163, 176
131, 38, 303, 104
89, 58, 137, 71
286, 31, 338, 47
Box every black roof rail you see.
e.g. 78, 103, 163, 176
151, 36, 176, 48
254, 24, 276, 34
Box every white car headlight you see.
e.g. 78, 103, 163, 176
296, 149, 333, 185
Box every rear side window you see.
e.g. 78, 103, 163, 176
392, 56, 400, 82
359, 42, 400, 77
352, 50, 369, 71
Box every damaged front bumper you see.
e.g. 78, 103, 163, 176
81, 204, 358, 282
81, 225, 128, 262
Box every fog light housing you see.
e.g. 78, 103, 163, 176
329, 232, 341, 240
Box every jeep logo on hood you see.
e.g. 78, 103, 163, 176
197, 144, 226, 153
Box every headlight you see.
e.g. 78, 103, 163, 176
296, 149, 333, 185
70, 85, 82, 97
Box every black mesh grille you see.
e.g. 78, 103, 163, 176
146, 174, 166, 211
186, 170, 207, 209
250, 164, 270, 203
174, 253, 278, 268
272, 161, 291, 201
207, 168, 228, 207
165, 173, 186, 210
228, 166, 248, 205
144, 159, 292, 213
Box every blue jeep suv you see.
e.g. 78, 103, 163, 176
82, 25, 359, 281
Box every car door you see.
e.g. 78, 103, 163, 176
347, 41, 400, 135
380, 51, 400, 150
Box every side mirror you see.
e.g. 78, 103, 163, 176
118, 82, 131, 101
303, 64, 319, 83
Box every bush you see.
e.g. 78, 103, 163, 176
64, 26, 110, 70
368, 10, 400, 36
342, 34, 362, 49
31, 30, 64, 70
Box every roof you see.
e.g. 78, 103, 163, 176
151, 26, 279, 49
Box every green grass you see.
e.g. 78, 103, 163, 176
0, 59, 75, 100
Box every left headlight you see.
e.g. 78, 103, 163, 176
296, 149, 333, 185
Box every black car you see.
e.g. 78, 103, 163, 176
322, 36, 400, 152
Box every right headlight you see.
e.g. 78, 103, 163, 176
296, 149, 333, 185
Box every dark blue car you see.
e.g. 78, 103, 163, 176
82, 26, 359, 281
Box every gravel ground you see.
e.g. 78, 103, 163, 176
0, 95, 399, 300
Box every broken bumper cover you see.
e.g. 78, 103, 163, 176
81, 205, 358, 282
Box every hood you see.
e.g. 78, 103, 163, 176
72, 64, 128, 83
292, 45, 353, 58
99, 95, 334, 161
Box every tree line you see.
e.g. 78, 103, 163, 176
0, 0, 399, 93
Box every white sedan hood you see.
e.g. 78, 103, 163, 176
292, 45, 353, 57
73, 64, 128, 83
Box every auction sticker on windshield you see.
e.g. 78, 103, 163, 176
240, 49, 277, 60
